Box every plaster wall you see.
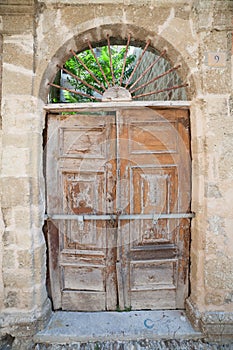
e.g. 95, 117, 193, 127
0, 0, 233, 341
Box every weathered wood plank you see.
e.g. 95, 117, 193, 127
62, 291, 106, 311
63, 265, 105, 291
130, 245, 177, 260
130, 290, 176, 310
130, 260, 177, 291
44, 101, 190, 113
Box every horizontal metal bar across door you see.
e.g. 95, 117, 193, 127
45, 213, 195, 221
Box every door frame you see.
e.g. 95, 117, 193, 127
43, 100, 193, 311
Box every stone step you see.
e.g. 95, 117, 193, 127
32, 310, 220, 349
34, 310, 201, 345
33, 310, 233, 349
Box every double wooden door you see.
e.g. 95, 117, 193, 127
46, 107, 191, 311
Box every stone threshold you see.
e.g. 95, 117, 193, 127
34, 310, 202, 344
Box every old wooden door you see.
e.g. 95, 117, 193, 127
46, 107, 191, 311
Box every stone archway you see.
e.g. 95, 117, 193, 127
38, 23, 196, 104
40, 26, 195, 313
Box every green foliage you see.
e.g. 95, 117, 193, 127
62, 46, 136, 103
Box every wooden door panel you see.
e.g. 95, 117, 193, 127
130, 165, 178, 246
62, 171, 107, 249
62, 265, 105, 291
62, 291, 106, 311
117, 108, 191, 310
128, 120, 178, 154
130, 290, 176, 310
130, 260, 177, 290
131, 166, 178, 214
47, 113, 117, 311
59, 126, 108, 159
130, 259, 177, 309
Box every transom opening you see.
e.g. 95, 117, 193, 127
48, 35, 188, 104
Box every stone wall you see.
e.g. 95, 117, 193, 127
0, 0, 50, 337
0, 0, 232, 342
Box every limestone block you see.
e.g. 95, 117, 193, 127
202, 30, 229, 53
3, 205, 44, 242
2, 208, 14, 231
3, 35, 33, 71
33, 255, 47, 285
205, 153, 219, 182
2, 133, 35, 149
1, 14, 33, 35
2, 96, 43, 133
4, 289, 19, 308
208, 213, 224, 238
174, 4, 191, 20
205, 292, 225, 307
212, 3, 233, 30
32, 284, 49, 308
191, 136, 205, 155
2, 95, 38, 116
1, 146, 29, 177
192, 156, 205, 178
17, 250, 32, 269
219, 152, 233, 181
13, 207, 32, 230
1, 178, 30, 207
206, 195, 233, 219
3, 269, 33, 289
156, 15, 197, 68
3, 139, 42, 179
202, 68, 231, 94
17, 288, 34, 309
190, 102, 205, 138
190, 215, 206, 251
192, 0, 233, 32
3, 112, 42, 134
2, 0, 33, 4
205, 257, 233, 290
31, 227, 46, 247
205, 95, 230, 116
189, 249, 205, 305
2, 249, 15, 269
2, 64, 34, 95
15, 230, 34, 249
30, 203, 46, 229
0, 208, 5, 309
2, 229, 16, 247
224, 220, 233, 251
204, 183, 222, 199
